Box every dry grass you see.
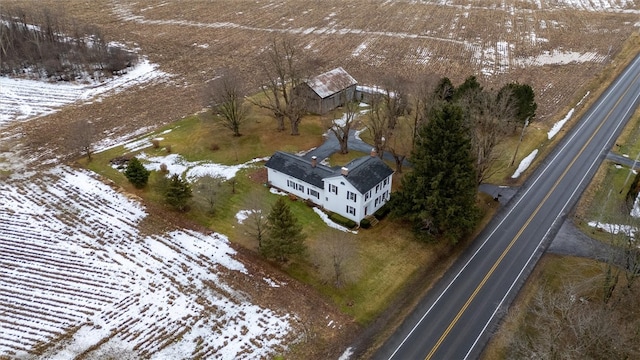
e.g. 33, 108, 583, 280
3, 0, 640, 357
3, 1, 637, 161
484, 43, 640, 358
482, 255, 605, 359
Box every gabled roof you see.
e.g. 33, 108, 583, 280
305, 67, 357, 99
265, 151, 394, 194
340, 156, 395, 194
264, 151, 334, 188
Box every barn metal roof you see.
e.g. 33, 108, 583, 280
305, 67, 357, 99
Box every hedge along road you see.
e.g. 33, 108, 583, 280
372, 52, 640, 360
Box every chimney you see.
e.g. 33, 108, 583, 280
341, 167, 349, 176
311, 156, 317, 168
370, 148, 377, 157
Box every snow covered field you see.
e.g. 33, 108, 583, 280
0, 164, 297, 358
0, 63, 307, 358
0, 59, 169, 127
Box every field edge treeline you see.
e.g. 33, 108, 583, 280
0, 6, 137, 81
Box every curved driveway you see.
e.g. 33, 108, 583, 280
373, 52, 640, 360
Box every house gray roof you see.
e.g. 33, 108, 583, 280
265, 151, 394, 194
305, 67, 357, 99
341, 155, 395, 194
264, 151, 335, 188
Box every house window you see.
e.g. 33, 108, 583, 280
383, 177, 389, 186
346, 205, 356, 216
375, 184, 380, 193
287, 180, 304, 192
384, 191, 389, 200
329, 184, 338, 194
365, 191, 370, 201
347, 191, 357, 202
307, 188, 319, 199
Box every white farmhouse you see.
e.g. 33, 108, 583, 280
265, 150, 394, 223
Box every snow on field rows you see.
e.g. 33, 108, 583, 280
109, 1, 628, 78
0, 165, 296, 358
0, 59, 169, 128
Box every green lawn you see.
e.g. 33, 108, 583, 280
81, 105, 438, 325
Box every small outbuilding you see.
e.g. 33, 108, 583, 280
296, 67, 358, 114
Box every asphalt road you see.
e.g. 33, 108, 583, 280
373, 52, 640, 360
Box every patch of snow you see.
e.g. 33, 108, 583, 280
354, 128, 366, 141
631, 193, 640, 218
235, 209, 262, 224
516, 51, 606, 68
577, 91, 590, 106
263, 277, 281, 288
548, 108, 575, 139
352, 41, 368, 57
588, 221, 636, 238
512, 149, 538, 178
134, 152, 263, 182
0, 59, 170, 127
312, 208, 358, 234
339, 347, 354, 360
270, 187, 288, 196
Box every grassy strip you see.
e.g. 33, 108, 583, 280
482, 32, 640, 358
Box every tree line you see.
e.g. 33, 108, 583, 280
1, 6, 137, 80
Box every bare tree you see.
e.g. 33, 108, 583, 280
365, 94, 389, 157
251, 36, 307, 135
205, 70, 250, 137
408, 75, 438, 140
379, 75, 409, 130
504, 275, 640, 360
242, 190, 269, 251
607, 209, 640, 291
193, 175, 225, 214
326, 99, 359, 154
458, 88, 516, 183
385, 116, 414, 173
0, 6, 136, 79
69, 119, 95, 161
311, 230, 359, 288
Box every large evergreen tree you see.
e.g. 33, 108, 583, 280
262, 198, 306, 262
497, 83, 537, 125
165, 174, 193, 211
433, 77, 455, 102
453, 75, 482, 102
391, 103, 479, 243
124, 157, 150, 189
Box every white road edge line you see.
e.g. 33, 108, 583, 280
386, 53, 640, 360
464, 68, 640, 360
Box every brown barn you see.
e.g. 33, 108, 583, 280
296, 67, 358, 114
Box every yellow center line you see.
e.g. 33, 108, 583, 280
424, 78, 635, 360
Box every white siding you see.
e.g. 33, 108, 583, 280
323, 176, 364, 222
267, 168, 323, 206
267, 166, 393, 224
363, 174, 392, 218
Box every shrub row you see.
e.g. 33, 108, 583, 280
329, 212, 357, 229
374, 203, 390, 220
